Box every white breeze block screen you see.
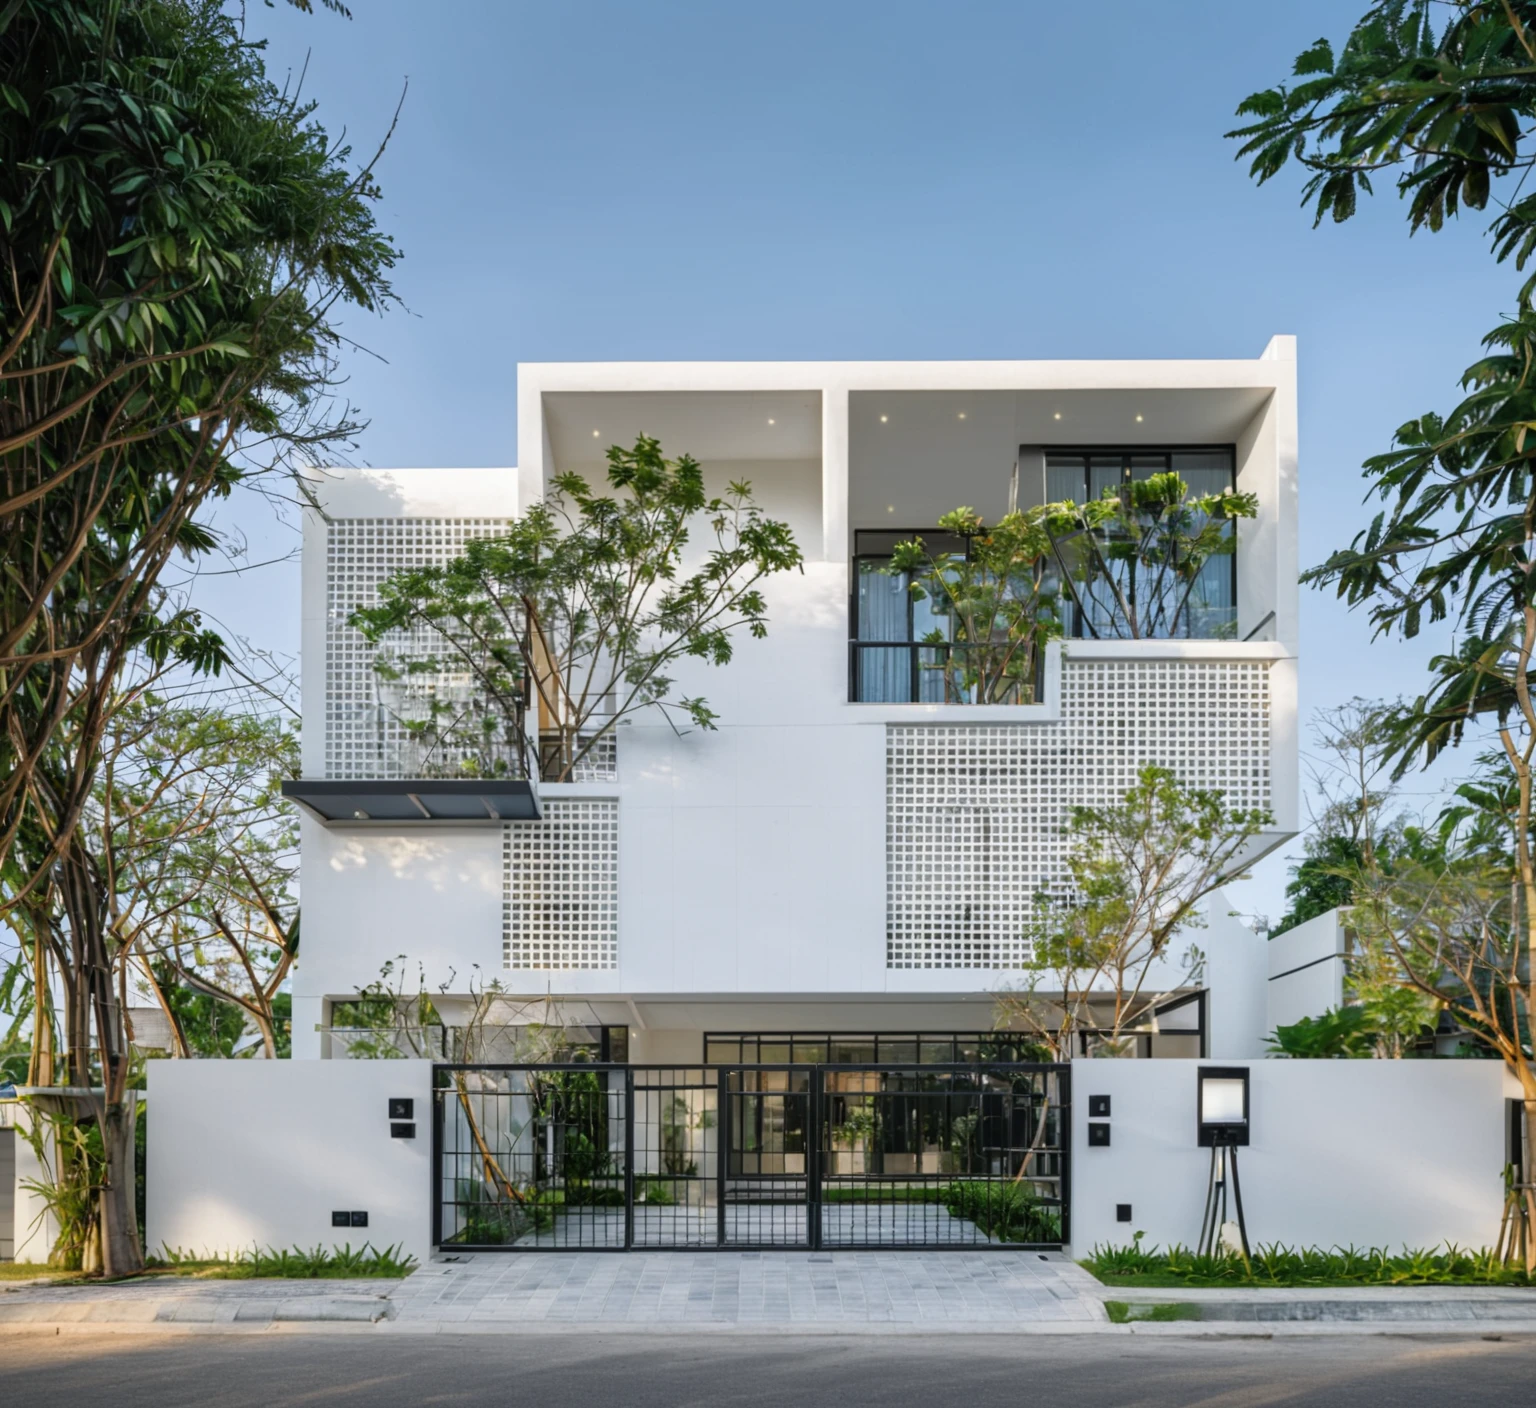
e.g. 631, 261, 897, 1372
325, 517, 509, 780
886, 659, 1271, 970
503, 800, 619, 970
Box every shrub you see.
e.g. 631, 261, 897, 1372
945, 1181, 1061, 1243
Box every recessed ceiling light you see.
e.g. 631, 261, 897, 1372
1053, 412, 1062, 420
592, 429, 600, 438
958, 412, 967, 420
767, 418, 775, 425
1135, 414, 1144, 423
887, 505, 895, 513
880, 414, 889, 423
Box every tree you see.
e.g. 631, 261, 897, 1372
888, 508, 1063, 704
1232, 0, 1536, 1262
350, 437, 803, 782
0, 0, 396, 1276
997, 766, 1269, 1059
92, 684, 300, 1061
0, 0, 396, 896
1040, 474, 1257, 640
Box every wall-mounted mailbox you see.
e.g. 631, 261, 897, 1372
1087, 1122, 1111, 1147
1116, 1204, 1132, 1223
390, 1122, 417, 1140
1197, 1066, 1250, 1148
333, 1210, 369, 1228
388, 1098, 414, 1120
1089, 1095, 1111, 1118
350, 1211, 369, 1228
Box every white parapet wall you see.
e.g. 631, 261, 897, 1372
1070, 1058, 1508, 1256
1267, 909, 1345, 1035
146, 1060, 434, 1266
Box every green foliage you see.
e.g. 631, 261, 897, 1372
152, 1242, 417, 1279
1230, 3, 1536, 256
1039, 473, 1257, 640
943, 1180, 1061, 1244
1271, 835, 1365, 936
350, 436, 802, 781
0, 0, 398, 886
1086, 1235, 1536, 1287
1103, 1300, 1202, 1323
19, 1111, 105, 1270
888, 507, 1063, 702
1267, 1006, 1375, 1058
1005, 765, 1269, 1058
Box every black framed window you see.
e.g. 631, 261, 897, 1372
850, 529, 966, 703
1043, 447, 1238, 640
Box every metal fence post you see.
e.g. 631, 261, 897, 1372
716, 1067, 729, 1248
623, 1067, 635, 1251
808, 1065, 823, 1251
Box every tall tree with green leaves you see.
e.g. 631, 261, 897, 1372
0, 0, 396, 899
1, 0, 395, 1275
1231, 0, 1536, 1261
351, 437, 803, 782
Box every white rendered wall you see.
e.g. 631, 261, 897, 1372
293, 350, 1300, 1029
1203, 893, 1269, 1059
1267, 909, 1345, 1035
1070, 1059, 1506, 1254
146, 1060, 433, 1264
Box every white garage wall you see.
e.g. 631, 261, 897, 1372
1069, 1058, 1507, 1256
147, 1060, 434, 1265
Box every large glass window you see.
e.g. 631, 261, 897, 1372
1044, 447, 1237, 640
851, 530, 965, 703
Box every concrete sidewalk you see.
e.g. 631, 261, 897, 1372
0, 1276, 399, 1326
3, 1253, 1536, 1336
388, 1250, 1106, 1329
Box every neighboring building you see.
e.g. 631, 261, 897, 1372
283, 344, 1300, 1066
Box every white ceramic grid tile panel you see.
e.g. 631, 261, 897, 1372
886, 659, 1271, 970
503, 800, 619, 970
324, 518, 509, 780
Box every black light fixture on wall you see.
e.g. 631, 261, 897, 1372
1195, 1066, 1250, 1261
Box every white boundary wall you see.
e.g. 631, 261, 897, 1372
1267, 909, 1346, 1034
1070, 1059, 1507, 1255
146, 1061, 433, 1266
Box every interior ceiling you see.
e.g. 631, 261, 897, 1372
545, 391, 822, 468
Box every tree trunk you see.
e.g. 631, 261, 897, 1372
98, 1098, 141, 1276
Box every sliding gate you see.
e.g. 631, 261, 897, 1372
433, 1062, 1069, 1251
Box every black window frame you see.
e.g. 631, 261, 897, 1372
1040, 443, 1238, 641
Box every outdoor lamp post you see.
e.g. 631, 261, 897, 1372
1195, 1066, 1251, 1260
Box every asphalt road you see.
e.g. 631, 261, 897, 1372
2, 1332, 1536, 1408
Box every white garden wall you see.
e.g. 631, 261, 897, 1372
146, 1060, 433, 1265
1267, 909, 1345, 1034
1070, 1058, 1507, 1256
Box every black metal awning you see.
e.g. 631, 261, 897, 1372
281, 778, 540, 825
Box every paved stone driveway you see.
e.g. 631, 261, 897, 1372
390, 1250, 1107, 1327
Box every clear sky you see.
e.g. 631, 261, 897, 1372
191, 0, 1516, 926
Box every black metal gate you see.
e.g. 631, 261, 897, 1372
433, 1062, 1069, 1252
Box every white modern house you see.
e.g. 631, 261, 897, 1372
9, 338, 1519, 1265
283, 343, 1301, 1067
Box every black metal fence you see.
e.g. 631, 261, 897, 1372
433, 1062, 1069, 1252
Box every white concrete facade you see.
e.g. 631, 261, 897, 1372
291, 343, 1301, 1060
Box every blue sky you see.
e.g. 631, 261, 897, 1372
194, 0, 1517, 924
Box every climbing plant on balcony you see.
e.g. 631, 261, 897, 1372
351, 437, 803, 782
1040, 473, 1257, 640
